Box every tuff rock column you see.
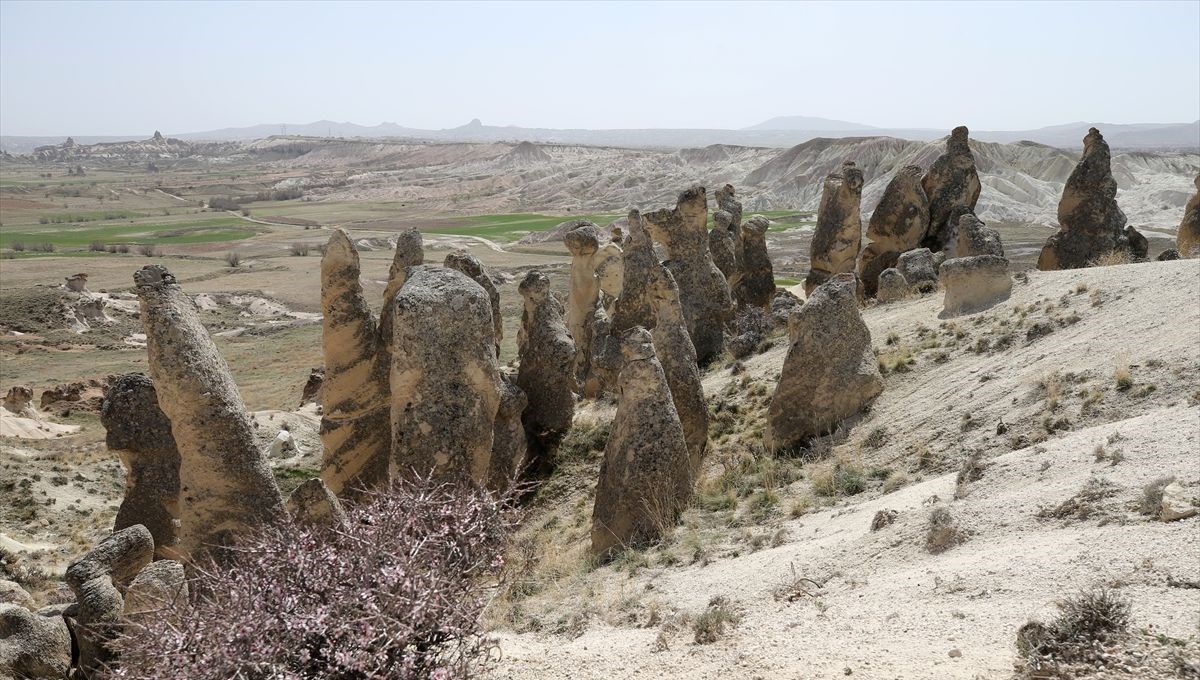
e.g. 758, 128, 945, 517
564, 223, 604, 383
1179, 175, 1200, 258
648, 269, 709, 474
736, 215, 774, 309
445, 250, 503, 356
516, 270, 576, 476
921, 126, 981, 252
857, 165, 929, 297
806, 161, 864, 295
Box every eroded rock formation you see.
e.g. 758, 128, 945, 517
318, 230, 391, 497
135, 265, 283, 555
611, 209, 659, 335
897, 248, 939, 294
1180, 175, 1200, 257
876, 268, 908, 303
709, 210, 739, 283
766, 276, 883, 452
939, 255, 1013, 317
858, 165, 929, 296
591, 327, 692, 560
642, 186, 734, 364
736, 215, 774, 308
100, 373, 180, 559
122, 560, 188, 626
286, 478, 347, 526
921, 126, 982, 251
489, 371, 529, 490
806, 162, 864, 295
0, 604, 71, 679
564, 223, 623, 386
647, 268, 708, 473
445, 250, 503, 355
947, 212, 1004, 259
516, 270, 576, 475
1037, 128, 1133, 269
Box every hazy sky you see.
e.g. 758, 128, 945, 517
2, 0, 1198, 136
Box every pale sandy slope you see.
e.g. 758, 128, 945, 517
493, 259, 1200, 680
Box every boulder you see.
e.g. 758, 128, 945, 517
318, 230, 391, 498
516, 270, 576, 476
1160, 482, 1198, 522
766, 277, 883, 452
806, 161, 864, 295
489, 371, 529, 491
445, 250, 503, 355
100, 373, 180, 559
286, 478, 347, 526
1037, 128, 1134, 270
642, 186, 734, 364
1125, 225, 1149, 262
1158, 248, 1181, 261
0, 581, 32, 610
299, 366, 324, 407
897, 248, 939, 293
135, 265, 284, 556
1, 386, 36, 418
876, 268, 908, 303
939, 255, 1013, 317
921, 126, 982, 251
1179, 175, 1200, 258
0, 604, 71, 679
858, 165, 929, 296
591, 328, 693, 560
768, 289, 803, 331
736, 215, 774, 309
947, 212, 1004, 258
390, 266, 500, 483
122, 560, 188, 625
64, 272, 88, 293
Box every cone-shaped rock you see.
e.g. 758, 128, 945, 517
1178, 175, 1200, 258
921, 126, 981, 252
445, 250, 503, 355
489, 370, 529, 491
806, 162, 864, 295
648, 269, 709, 474
858, 165, 929, 297
611, 209, 659, 335
564, 223, 605, 384
736, 215, 775, 309
517, 270, 576, 476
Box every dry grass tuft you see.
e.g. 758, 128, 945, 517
692, 595, 740, 644
925, 506, 968, 554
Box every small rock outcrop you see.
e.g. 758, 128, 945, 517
766, 276, 883, 452
769, 289, 803, 330
489, 371, 529, 490
299, 366, 324, 406
0, 581, 33, 610
286, 478, 347, 526
921, 126, 982, 251
858, 165, 929, 297
64, 273, 88, 293
66, 524, 154, 677
121, 560, 188, 626
1037, 128, 1134, 270
939, 255, 1013, 317
648, 268, 709, 474
2, 386, 35, 418
135, 265, 283, 556
445, 250, 503, 355
896, 248, 939, 294
390, 266, 500, 483
736, 215, 774, 309
0, 604, 71, 679
611, 209, 659, 335
1180, 175, 1200, 257
642, 186, 734, 364
591, 327, 693, 560
100, 373, 180, 559
516, 270, 576, 476
806, 161, 864, 295
318, 230, 391, 498
947, 212, 1004, 258
714, 183, 745, 282
876, 268, 908, 303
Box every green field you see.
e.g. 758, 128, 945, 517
424, 213, 623, 242
0, 216, 258, 247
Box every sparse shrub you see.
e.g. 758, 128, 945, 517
692, 595, 740, 644
116, 244, 131, 254
555, 420, 610, 465
1017, 588, 1131, 670
10, 241, 25, 252
241, 208, 251, 217
870, 509, 898, 531
138, 244, 160, 257
1089, 249, 1134, 267
207, 196, 240, 211
89, 240, 105, 252
289, 242, 310, 257
224, 251, 241, 268
1114, 363, 1133, 391
925, 506, 968, 554
811, 458, 864, 497
109, 476, 516, 679
862, 426, 888, 450
1037, 475, 1117, 521
953, 451, 986, 499
1138, 475, 1175, 517
35, 242, 55, 252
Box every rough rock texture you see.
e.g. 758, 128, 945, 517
40, 378, 109, 414
939, 255, 1013, 318
591, 327, 693, 560
100, 373, 180, 559
769, 290, 803, 331
947, 212, 1005, 258
1160, 481, 1199, 521
1180, 175, 1200, 257
921, 126, 982, 251
876, 268, 909, 303
563, 222, 625, 386
286, 478, 347, 526
489, 371, 529, 490
897, 248, 939, 294
1037, 128, 1133, 270
445, 250, 503, 354
611, 209, 659, 335
300, 366, 324, 406
766, 277, 883, 452
1158, 248, 1181, 261
378, 227, 426, 350
736, 215, 775, 308
715, 183, 745, 282
648, 268, 709, 474
642, 186, 734, 364
317, 231, 393, 498
66, 524, 154, 677
390, 266, 499, 483
1125, 225, 1149, 262
709, 210, 739, 283
2, 386, 35, 417
0, 604, 71, 679
806, 161, 864, 295
585, 313, 622, 399
135, 265, 283, 555
64, 272, 88, 292
858, 165, 929, 297
517, 270, 576, 476
0, 581, 33, 610
122, 560, 188, 625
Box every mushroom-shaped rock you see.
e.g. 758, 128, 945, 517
766, 277, 883, 452
896, 248, 939, 294
286, 478, 347, 526
66, 524, 154, 677
876, 268, 909, 303
517, 270, 576, 476
939, 255, 1013, 318
591, 327, 693, 560
489, 371, 529, 491
445, 250, 503, 355
1179, 175, 1200, 258
921, 126, 981, 251
709, 211, 739, 282
100, 373, 180, 559
858, 165, 929, 297
736, 215, 774, 309
2, 385, 36, 418
947, 212, 1004, 259
318, 230, 392, 498
564, 223, 605, 384
122, 560, 188, 625
806, 161, 864, 296
648, 268, 709, 474
715, 183, 745, 281
642, 186, 734, 364
1037, 128, 1133, 270
0, 604, 71, 679
390, 266, 500, 483
134, 265, 283, 555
